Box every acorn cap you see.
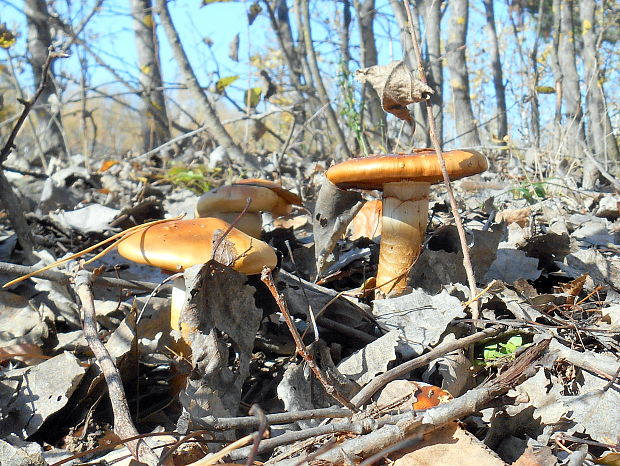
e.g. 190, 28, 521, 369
325, 149, 488, 190
196, 180, 302, 218
116, 218, 277, 275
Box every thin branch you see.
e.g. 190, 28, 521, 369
0, 49, 67, 164
402, 1, 480, 323
261, 267, 358, 411
0, 260, 164, 291
277, 339, 550, 464
350, 326, 506, 408
73, 269, 168, 465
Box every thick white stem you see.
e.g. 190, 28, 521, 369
170, 276, 192, 357
376, 181, 430, 297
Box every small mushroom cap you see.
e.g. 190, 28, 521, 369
117, 218, 277, 275
325, 149, 488, 190
196, 181, 301, 218
235, 179, 303, 206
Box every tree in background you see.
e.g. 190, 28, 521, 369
353, 0, 386, 147
579, 0, 619, 170
418, 0, 443, 144
482, 0, 507, 143
24, 0, 67, 162
446, 0, 480, 147
131, 0, 171, 151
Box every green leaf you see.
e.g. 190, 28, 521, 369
244, 87, 262, 108
536, 86, 555, 94
215, 75, 239, 94
483, 335, 524, 362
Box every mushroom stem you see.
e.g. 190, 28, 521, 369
376, 181, 430, 297
207, 211, 263, 238
170, 276, 192, 357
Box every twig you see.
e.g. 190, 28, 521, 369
197, 407, 352, 431
276, 339, 550, 464
261, 267, 358, 411
0, 49, 68, 164
580, 141, 620, 191
0, 49, 67, 262
230, 419, 365, 461
245, 404, 269, 466
350, 326, 506, 408
73, 269, 167, 465
0, 260, 165, 291
402, 1, 480, 323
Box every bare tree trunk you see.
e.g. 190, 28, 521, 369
482, 0, 507, 142
263, 0, 306, 96
550, 0, 564, 150
131, 0, 171, 151
579, 0, 620, 166
418, 0, 443, 144
446, 0, 480, 147
528, 0, 545, 148
155, 0, 259, 170
300, 0, 352, 159
556, 0, 590, 185
354, 0, 385, 145
24, 0, 66, 162
390, 0, 429, 146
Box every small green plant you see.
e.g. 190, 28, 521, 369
161, 165, 221, 194
511, 181, 547, 204
480, 335, 524, 364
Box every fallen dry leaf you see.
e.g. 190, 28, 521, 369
391, 421, 505, 465
348, 199, 382, 240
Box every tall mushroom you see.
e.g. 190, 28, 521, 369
195, 179, 303, 238
116, 217, 277, 353
325, 149, 488, 297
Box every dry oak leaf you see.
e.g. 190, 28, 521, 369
355, 60, 433, 124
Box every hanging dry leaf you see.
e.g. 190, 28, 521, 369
228, 33, 239, 62
355, 60, 433, 124
247, 1, 262, 25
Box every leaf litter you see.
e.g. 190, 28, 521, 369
0, 133, 619, 464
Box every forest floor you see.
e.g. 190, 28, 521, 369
0, 146, 619, 465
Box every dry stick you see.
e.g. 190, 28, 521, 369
281, 339, 551, 465
0, 49, 68, 262
350, 326, 506, 408
0, 260, 163, 291
73, 269, 168, 466
261, 267, 358, 411
245, 404, 269, 466
401, 1, 480, 323
199, 407, 352, 431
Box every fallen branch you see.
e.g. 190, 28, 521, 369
73, 268, 168, 466
272, 338, 550, 464
0, 260, 165, 291
261, 267, 358, 411
350, 326, 506, 408
197, 407, 352, 431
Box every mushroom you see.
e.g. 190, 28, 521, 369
325, 149, 488, 297
116, 217, 277, 354
195, 179, 303, 237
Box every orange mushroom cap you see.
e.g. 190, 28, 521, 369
325, 149, 488, 190
116, 218, 277, 275
195, 179, 302, 218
